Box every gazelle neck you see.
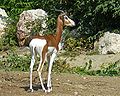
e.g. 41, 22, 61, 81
55, 16, 64, 45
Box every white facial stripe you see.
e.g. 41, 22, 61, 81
64, 17, 75, 26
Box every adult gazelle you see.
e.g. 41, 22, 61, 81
29, 11, 75, 92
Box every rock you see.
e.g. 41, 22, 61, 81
98, 32, 120, 54
0, 8, 8, 37
16, 9, 47, 46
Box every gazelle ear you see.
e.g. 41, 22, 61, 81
59, 12, 66, 19
59, 15, 63, 19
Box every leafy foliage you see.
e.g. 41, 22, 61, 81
65, 37, 79, 51
0, 51, 30, 71
0, 0, 120, 50
25, 18, 46, 35
52, 58, 71, 73
0, 19, 18, 51
73, 60, 120, 76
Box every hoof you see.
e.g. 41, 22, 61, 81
45, 88, 52, 93
44, 89, 48, 93
48, 88, 52, 92
28, 89, 34, 92
47, 89, 52, 93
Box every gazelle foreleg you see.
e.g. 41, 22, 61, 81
37, 56, 48, 92
37, 46, 48, 92
47, 50, 57, 92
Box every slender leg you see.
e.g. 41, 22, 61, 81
29, 52, 35, 92
37, 46, 48, 92
47, 52, 57, 92
37, 59, 46, 92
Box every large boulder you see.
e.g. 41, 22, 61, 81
98, 32, 120, 54
17, 9, 47, 46
0, 8, 8, 37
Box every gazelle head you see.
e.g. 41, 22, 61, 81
59, 12, 75, 27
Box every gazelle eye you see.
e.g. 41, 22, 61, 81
64, 16, 68, 19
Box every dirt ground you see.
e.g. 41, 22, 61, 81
1, 48, 120, 96
0, 71, 120, 96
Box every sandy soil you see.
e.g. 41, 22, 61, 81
0, 71, 120, 96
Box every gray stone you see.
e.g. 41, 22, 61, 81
98, 32, 120, 54
0, 8, 8, 37
17, 9, 47, 35
16, 9, 47, 46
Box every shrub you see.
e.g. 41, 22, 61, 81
0, 19, 18, 51
1, 52, 30, 71
52, 58, 71, 73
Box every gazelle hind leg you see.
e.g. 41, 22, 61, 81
29, 47, 35, 92
29, 58, 34, 92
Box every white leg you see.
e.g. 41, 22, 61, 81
37, 59, 46, 92
47, 52, 57, 92
29, 54, 35, 92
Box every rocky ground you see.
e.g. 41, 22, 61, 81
0, 71, 120, 96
